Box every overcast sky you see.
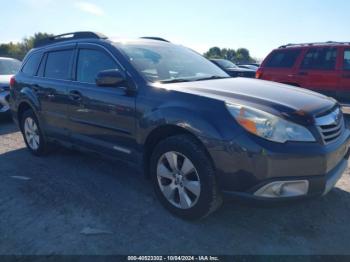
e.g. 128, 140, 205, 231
1, 0, 349, 59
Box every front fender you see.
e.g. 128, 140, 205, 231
138, 105, 225, 146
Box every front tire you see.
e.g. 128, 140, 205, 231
21, 109, 49, 156
150, 135, 222, 220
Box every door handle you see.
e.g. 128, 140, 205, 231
69, 91, 83, 101
298, 71, 308, 76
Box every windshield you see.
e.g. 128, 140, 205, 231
0, 59, 21, 75
215, 59, 238, 69
118, 43, 229, 83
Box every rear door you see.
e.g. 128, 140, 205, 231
34, 45, 76, 139
298, 47, 340, 98
66, 43, 136, 160
338, 47, 350, 103
260, 48, 302, 85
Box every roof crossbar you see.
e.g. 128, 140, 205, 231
34, 31, 108, 48
140, 37, 170, 42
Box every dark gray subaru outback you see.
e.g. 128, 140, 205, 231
9, 32, 350, 219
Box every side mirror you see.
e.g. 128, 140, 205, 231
96, 69, 126, 87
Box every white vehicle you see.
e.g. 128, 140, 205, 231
0, 57, 21, 115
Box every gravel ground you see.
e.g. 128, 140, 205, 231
0, 116, 350, 255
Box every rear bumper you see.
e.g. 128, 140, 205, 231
0, 90, 10, 114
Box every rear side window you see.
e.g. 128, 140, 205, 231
22, 52, 42, 76
37, 53, 47, 77
44, 50, 74, 80
76, 49, 118, 83
301, 48, 337, 70
265, 49, 301, 68
344, 49, 350, 70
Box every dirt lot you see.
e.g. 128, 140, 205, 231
0, 116, 350, 255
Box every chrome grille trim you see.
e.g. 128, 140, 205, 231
315, 107, 344, 144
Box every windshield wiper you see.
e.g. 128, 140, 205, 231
159, 76, 229, 84
159, 78, 194, 84
194, 76, 230, 81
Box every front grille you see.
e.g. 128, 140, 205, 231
316, 107, 344, 144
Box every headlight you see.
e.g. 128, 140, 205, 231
226, 103, 315, 143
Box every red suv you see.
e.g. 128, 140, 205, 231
257, 42, 350, 104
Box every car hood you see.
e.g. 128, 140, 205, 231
157, 78, 336, 123
0, 75, 12, 86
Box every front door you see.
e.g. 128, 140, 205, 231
66, 43, 136, 160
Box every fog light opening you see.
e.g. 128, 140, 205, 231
254, 180, 309, 198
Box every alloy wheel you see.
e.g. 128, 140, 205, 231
24, 117, 40, 150
156, 151, 201, 209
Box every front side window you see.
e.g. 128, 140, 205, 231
344, 49, 350, 70
76, 49, 118, 83
301, 48, 337, 70
118, 43, 228, 83
45, 50, 74, 80
265, 49, 301, 68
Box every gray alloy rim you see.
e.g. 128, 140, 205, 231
24, 117, 40, 150
157, 151, 201, 209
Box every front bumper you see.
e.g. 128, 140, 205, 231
210, 127, 350, 201
222, 156, 348, 202
0, 90, 10, 114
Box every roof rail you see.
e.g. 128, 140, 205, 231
140, 37, 170, 42
34, 31, 108, 48
279, 41, 350, 48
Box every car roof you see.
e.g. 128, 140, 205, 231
0, 57, 19, 61
111, 38, 172, 45
278, 41, 350, 49
31, 37, 174, 53
33, 31, 172, 51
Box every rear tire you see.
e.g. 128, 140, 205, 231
150, 134, 222, 220
20, 109, 50, 156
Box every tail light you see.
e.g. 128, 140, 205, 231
256, 68, 263, 79
9, 76, 16, 89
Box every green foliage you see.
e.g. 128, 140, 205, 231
204, 46, 255, 64
0, 32, 53, 60
204, 47, 222, 59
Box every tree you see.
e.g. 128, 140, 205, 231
204, 47, 222, 59
0, 32, 53, 60
235, 48, 253, 64
0, 42, 23, 60
221, 48, 236, 61
203, 46, 256, 64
